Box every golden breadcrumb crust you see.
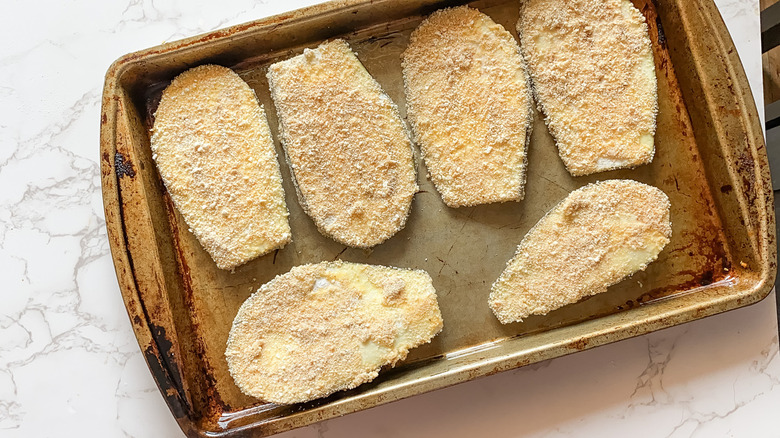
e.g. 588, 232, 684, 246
489, 180, 671, 323
151, 64, 291, 271
267, 39, 418, 247
403, 6, 533, 207
518, 0, 658, 176
225, 261, 443, 404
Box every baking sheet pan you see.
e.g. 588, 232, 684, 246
100, 0, 775, 436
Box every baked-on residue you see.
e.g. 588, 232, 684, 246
403, 6, 534, 207
489, 180, 671, 324
267, 39, 418, 247
151, 65, 291, 271
518, 0, 658, 176
225, 261, 443, 404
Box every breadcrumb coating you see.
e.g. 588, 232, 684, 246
489, 180, 671, 324
225, 261, 443, 404
402, 6, 534, 207
518, 0, 658, 176
151, 65, 291, 271
268, 39, 418, 247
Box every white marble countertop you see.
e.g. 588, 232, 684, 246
1, 0, 777, 437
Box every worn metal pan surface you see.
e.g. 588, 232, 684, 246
100, 0, 775, 436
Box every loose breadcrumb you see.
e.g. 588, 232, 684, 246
489, 180, 671, 324
402, 6, 534, 207
518, 0, 658, 176
225, 261, 443, 404
151, 65, 291, 271
267, 39, 418, 247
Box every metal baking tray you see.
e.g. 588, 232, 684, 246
99, 0, 776, 436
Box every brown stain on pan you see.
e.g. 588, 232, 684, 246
113, 161, 191, 424
144, 324, 188, 419
162, 192, 232, 428
114, 151, 136, 178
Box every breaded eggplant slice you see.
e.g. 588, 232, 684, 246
267, 39, 418, 247
225, 261, 443, 404
518, 0, 658, 176
489, 180, 671, 324
403, 6, 533, 207
151, 65, 291, 271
